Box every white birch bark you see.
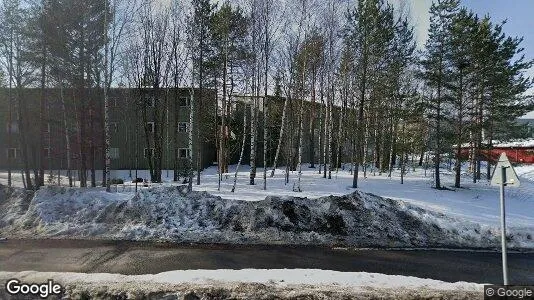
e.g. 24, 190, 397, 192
231, 104, 248, 193
322, 92, 329, 178
7, 25, 13, 187
270, 94, 288, 177
295, 95, 305, 192
335, 97, 345, 177
188, 87, 194, 192
262, 63, 268, 188
318, 73, 324, 175
60, 80, 72, 187
104, 0, 111, 192
47, 99, 52, 183
327, 85, 333, 179
250, 94, 257, 185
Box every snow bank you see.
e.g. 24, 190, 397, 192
1, 184, 532, 248
0, 269, 483, 299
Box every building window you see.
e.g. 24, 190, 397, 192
146, 122, 155, 133
145, 94, 155, 107
110, 122, 119, 132
6, 148, 18, 159
178, 122, 188, 133
179, 96, 190, 107
44, 148, 51, 158
110, 147, 119, 159
44, 123, 51, 133
5, 122, 19, 133
110, 97, 119, 107
178, 148, 191, 158
144, 148, 154, 158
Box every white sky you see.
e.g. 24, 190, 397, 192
409, 0, 432, 47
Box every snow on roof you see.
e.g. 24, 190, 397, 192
458, 139, 534, 148
493, 139, 534, 148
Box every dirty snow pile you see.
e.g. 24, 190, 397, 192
1, 184, 532, 248
0, 269, 483, 299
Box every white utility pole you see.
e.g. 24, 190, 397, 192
491, 152, 521, 285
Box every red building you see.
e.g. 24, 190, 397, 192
460, 141, 534, 164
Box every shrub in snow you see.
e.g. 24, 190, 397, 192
110, 178, 124, 184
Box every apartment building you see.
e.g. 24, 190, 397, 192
0, 87, 217, 173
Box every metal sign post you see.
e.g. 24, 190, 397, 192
491, 153, 520, 286
499, 165, 508, 285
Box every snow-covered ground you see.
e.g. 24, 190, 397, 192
3, 163, 532, 228
0, 185, 507, 247
0, 269, 483, 299
197, 164, 534, 229
0, 166, 531, 297
1, 163, 533, 248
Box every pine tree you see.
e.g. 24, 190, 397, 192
207, 1, 249, 178
0, 0, 15, 187
343, 0, 398, 188
1, 0, 35, 190
192, 0, 214, 186
481, 18, 533, 178
447, 8, 476, 188
420, 0, 459, 189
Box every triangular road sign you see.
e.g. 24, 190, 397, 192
491, 153, 521, 187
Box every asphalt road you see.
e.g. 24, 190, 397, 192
1, 239, 533, 284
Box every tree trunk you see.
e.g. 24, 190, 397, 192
309, 71, 316, 168
454, 70, 464, 189
60, 79, 72, 187
47, 99, 52, 183
295, 97, 305, 192
486, 121, 493, 180
250, 80, 257, 185
323, 90, 329, 178
38, 48, 46, 187
262, 69, 268, 189
270, 92, 288, 177
295, 60, 306, 191
89, 97, 96, 187
318, 73, 324, 174
388, 121, 397, 178
188, 88, 194, 191
17, 85, 33, 190
434, 57, 443, 189
7, 36, 13, 187
196, 53, 203, 187
327, 85, 333, 180
363, 117, 369, 178
335, 95, 345, 176
354, 60, 366, 188
78, 95, 87, 188
173, 88, 179, 182
220, 45, 228, 177
103, 3, 111, 191
231, 104, 248, 192
215, 76, 221, 191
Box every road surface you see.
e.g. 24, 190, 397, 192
1, 239, 533, 284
